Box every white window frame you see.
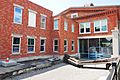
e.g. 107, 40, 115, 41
64, 39, 68, 52
64, 20, 68, 31
71, 40, 75, 52
94, 19, 108, 33
72, 24, 74, 32
12, 34, 22, 54
40, 37, 46, 53
54, 19, 59, 30
41, 14, 47, 29
28, 9, 37, 27
53, 39, 59, 52
79, 22, 91, 34
27, 36, 35, 53
71, 13, 78, 18
13, 4, 23, 24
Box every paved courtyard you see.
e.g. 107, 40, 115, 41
21, 65, 110, 80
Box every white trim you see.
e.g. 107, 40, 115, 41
12, 37, 21, 54
40, 14, 47, 17
53, 38, 59, 52
28, 9, 37, 14
27, 37, 35, 53
64, 39, 68, 52
11, 34, 23, 37
13, 4, 24, 9
40, 37, 46, 39
78, 35, 112, 39
27, 36, 37, 38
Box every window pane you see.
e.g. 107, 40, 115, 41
72, 24, 74, 32
40, 46, 44, 51
64, 20, 68, 31
28, 11, 36, 27
13, 45, 19, 53
64, 40, 67, 45
28, 46, 34, 52
85, 23, 90, 32
54, 40, 58, 45
14, 7, 22, 23
80, 23, 84, 33
41, 15, 46, 29
28, 38, 34, 45
64, 46, 67, 51
41, 40, 45, 45
54, 46, 58, 51
54, 20, 58, 30
13, 37, 20, 44
101, 19, 107, 31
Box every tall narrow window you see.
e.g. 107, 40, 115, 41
71, 40, 75, 51
40, 38, 46, 52
64, 40, 68, 52
14, 6, 22, 24
72, 24, 74, 32
28, 9, 36, 27
28, 38, 35, 53
12, 37, 21, 54
54, 19, 58, 30
53, 39, 58, 52
101, 19, 107, 31
64, 20, 68, 31
94, 21, 100, 32
41, 14, 46, 29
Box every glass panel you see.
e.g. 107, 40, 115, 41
41, 40, 45, 45
54, 46, 58, 51
28, 46, 34, 52
72, 24, 74, 32
14, 7, 22, 23
28, 11, 36, 27
64, 40, 67, 45
13, 37, 20, 44
64, 20, 68, 30
86, 23, 90, 32
101, 19, 107, 31
64, 46, 67, 51
94, 21, 100, 32
54, 20, 58, 29
41, 15, 46, 28
54, 40, 58, 45
40, 46, 44, 51
80, 23, 84, 33
13, 45, 19, 53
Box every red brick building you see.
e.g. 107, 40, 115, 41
0, 0, 120, 61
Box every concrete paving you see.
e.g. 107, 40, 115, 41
22, 65, 110, 80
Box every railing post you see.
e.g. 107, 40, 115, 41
112, 61, 117, 80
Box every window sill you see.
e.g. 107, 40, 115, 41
28, 26, 36, 28
11, 53, 20, 55
28, 52, 35, 53
53, 51, 59, 53
14, 22, 22, 25
94, 31, 108, 33
79, 32, 91, 34
40, 51, 45, 53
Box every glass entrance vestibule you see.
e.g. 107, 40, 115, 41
78, 37, 112, 59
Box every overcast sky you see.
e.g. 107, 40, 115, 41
29, 0, 120, 16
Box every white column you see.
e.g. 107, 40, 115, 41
112, 29, 119, 57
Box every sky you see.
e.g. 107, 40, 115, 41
29, 0, 120, 16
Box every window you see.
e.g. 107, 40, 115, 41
94, 19, 107, 32
41, 14, 46, 29
64, 20, 68, 31
40, 38, 46, 52
80, 22, 90, 34
54, 19, 58, 30
72, 24, 74, 32
12, 37, 21, 54
53, 39, 58, 52
28, 38, 35, 53
71, 13, 78, 18
28, 9, 36, 27
64, 39, 68, 52
71, 40, 75, 51
14, 6, 22, 24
